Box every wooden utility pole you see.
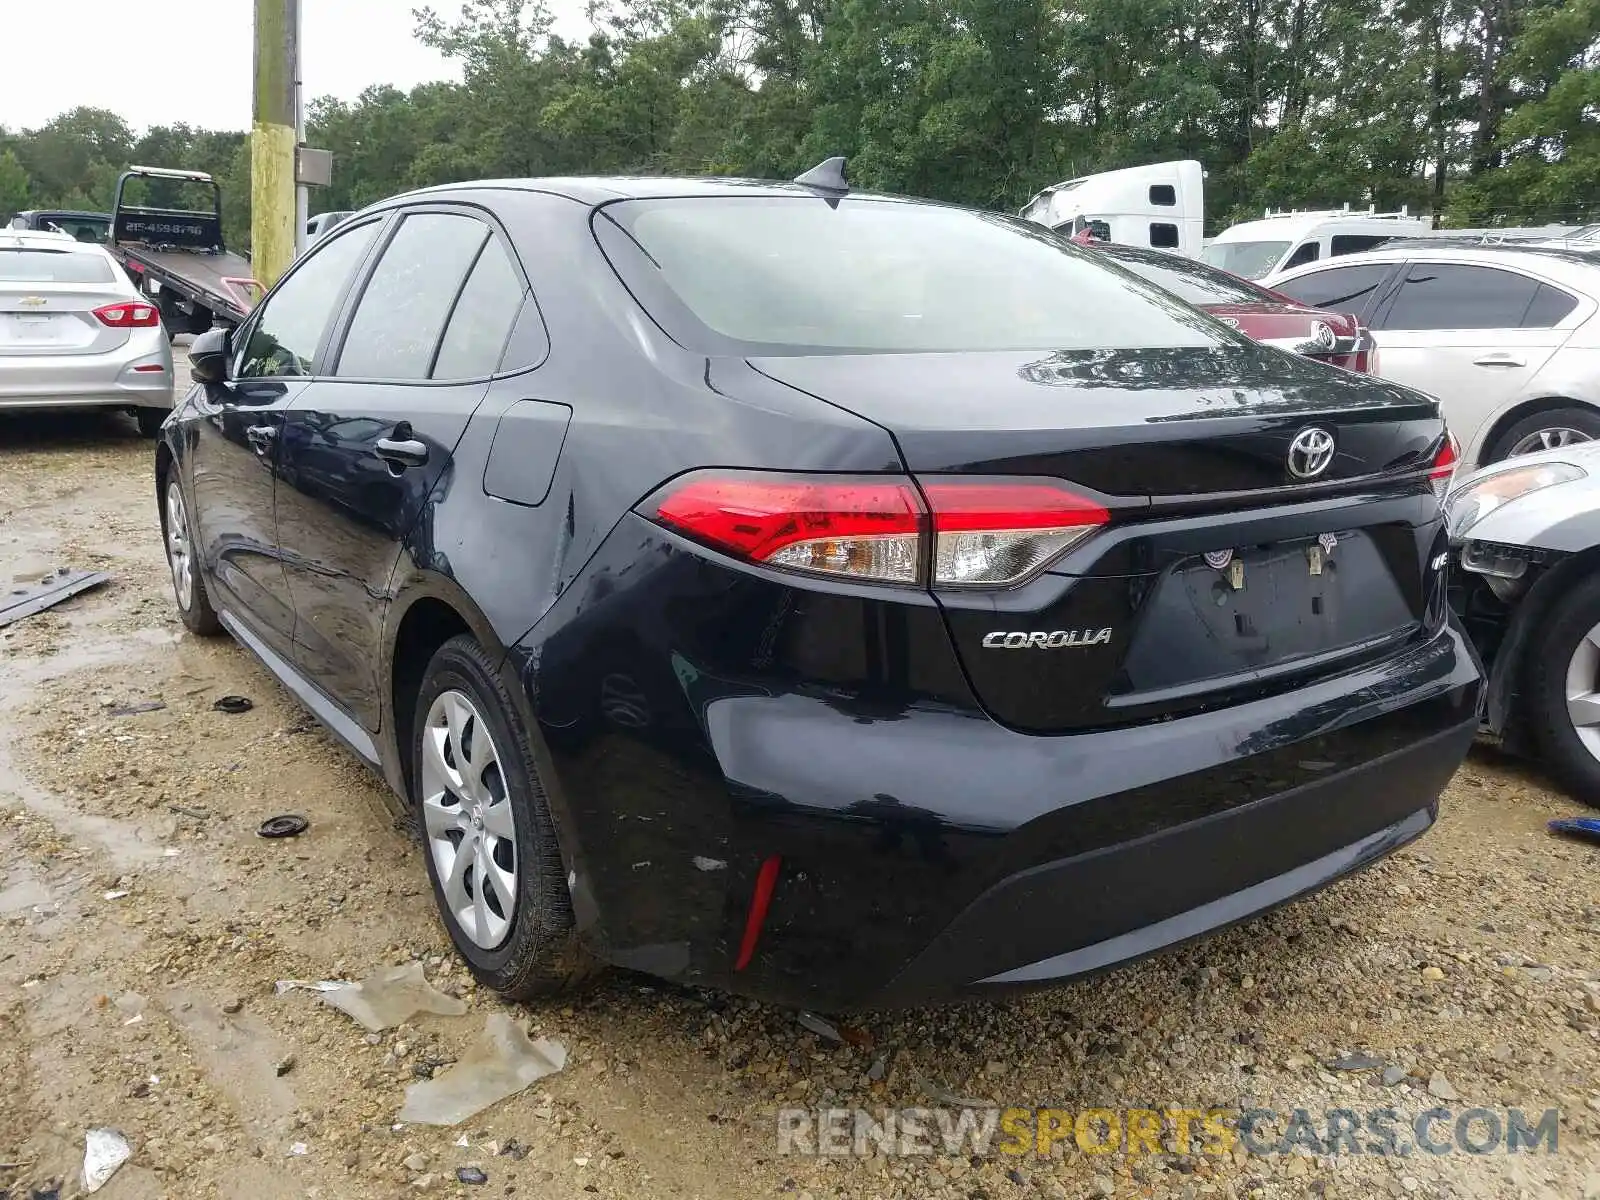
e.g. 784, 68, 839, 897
252, 0, 298, 288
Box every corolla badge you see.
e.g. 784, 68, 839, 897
982, 629, 1114, 649
1287, 427, 1336, 479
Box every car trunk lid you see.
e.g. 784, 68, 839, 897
0, 281, 132, 357
751, 344, 1449, 732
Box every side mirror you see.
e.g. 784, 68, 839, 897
188, 327, 231, 385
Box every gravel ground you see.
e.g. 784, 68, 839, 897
2, 381, 1600, 1200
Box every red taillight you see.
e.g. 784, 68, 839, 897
646, 471, 1109, 588
94, 301, 160, 328
651, 473, 926, 584
1429, 432, 1460, 501
921, 479, 1109, 586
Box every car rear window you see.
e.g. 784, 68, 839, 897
597, 197, 1226, 355
0, 248, 115, 283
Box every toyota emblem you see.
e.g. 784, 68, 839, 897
1309, 321, 1338, 352
1287, 427, 1336, 479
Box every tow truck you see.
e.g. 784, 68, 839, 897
108, 165, 262, 340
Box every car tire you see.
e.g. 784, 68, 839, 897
1487, 406, 1600, 463
136, 408, 166, 438
1525, 571, 1600, 809
412, 634, 600, 1000
160, 473, 222, 636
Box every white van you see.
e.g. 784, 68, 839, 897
1020, 161, 1205, 258
1202, 209, 1433, 280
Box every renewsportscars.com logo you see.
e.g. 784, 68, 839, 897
777, 1106, 1561, 1159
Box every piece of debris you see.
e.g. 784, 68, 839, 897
83, 1128, 131, 1193
102, 890, 129, 901
403, 1152, 429, 1172
1382, 1065, 1409, 1086
1549, 817, 1600, 845
866, 1054, 887, 1082
221, 997, 244, 1015
274, 979, 345, 996
796, 1011, 842, 1043
257, 814, 310, 839
913, 1070, 985, 1108
1428, 1072, 1460, 1101
453, 1134, 470, 1148
212, 695, 254, 714
275, 1054, 296, 1077
108, 701, 166, 717
0, 568, 110, 629
397, 1013, 567, 1126
289, 1142, 309, 1156
457, 1167, 488, 1185
317, 962, 467, 1033
692, 856, 727, 872
169, 805, 211, 820
1329, 1053, 1385, 1072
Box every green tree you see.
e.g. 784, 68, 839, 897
0, 149, 31, 218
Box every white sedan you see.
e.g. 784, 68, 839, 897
0, 229, 175, 434
1265, 245, 1600, 467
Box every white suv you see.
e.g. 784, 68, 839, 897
1266, 246, 1600, 466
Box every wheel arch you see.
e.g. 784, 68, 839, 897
1473, 395, 1600, 466
382, 575, 506, 807
1486, 545, 1600, 737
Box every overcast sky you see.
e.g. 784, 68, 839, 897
1, 0, 592, 133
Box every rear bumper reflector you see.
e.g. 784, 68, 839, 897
734, 855, 783, 971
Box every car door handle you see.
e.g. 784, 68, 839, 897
245, 424, 278, 456
375, 435, 429, 468
1473, 353, 1527, 367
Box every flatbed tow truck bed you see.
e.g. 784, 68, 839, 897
108, 165, 262, 336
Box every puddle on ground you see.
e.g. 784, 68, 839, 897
0, 627, 180, 869
0, 872, 52, 914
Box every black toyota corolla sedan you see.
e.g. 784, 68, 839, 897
154, 172, 1482, 1011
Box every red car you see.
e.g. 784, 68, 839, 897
1081, 238, 1377, 373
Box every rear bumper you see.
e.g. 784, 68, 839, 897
0, 341, 174, 411
716, 627, 1477, 1010
875, 717, 1468, 1005
529, 538, 1481, 1009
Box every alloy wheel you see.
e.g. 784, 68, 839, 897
420, 689, 518, 949
165, 479, 193, 611
1510, 427, 1592, 456
1564, 622, 1600, 765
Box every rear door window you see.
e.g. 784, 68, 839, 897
234, 220, 380, 379
1376, 264, 1543, 331
1271, 264, 1395, 319
335, 212, 489, 380
431, 237, 527, 379
1521, 283, 1579, 328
